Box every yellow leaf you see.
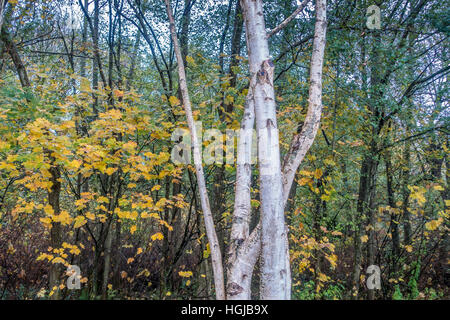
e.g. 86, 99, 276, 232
52, 257, 66, 265
361, 235, 368, 243
178, 271, 193, 278
169, 96, 180, 107
80, 77, 92, 92
298, 177, 313, 186
314, 168, 323, 179
151, 232, 164, 241
151, 185, 161, 192
40, 217, 52, 225
68, 159, 82, 170
105, 167, 117, 176
44, 204, 54, 216
113, 89, 124, 98
186, 55, 196, 65
74, 216, 87, 229
318, 272, 328, 282
98, 196, 109, 204
203, 243, 210, 259
425, 218, 443, 231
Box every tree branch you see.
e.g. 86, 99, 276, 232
267, 0, 310, 38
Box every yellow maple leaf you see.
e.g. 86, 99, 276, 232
51, 257, 66, 265
186, 55, 196, 65
169, 96, 180, 107
314, 168, 323, 179
425, 218, 443, 231
68, 159, 82, 170
151, 232, 164, 241
73, 216, 87, 229
178, 271, 193, 278
105, 167, 117, 176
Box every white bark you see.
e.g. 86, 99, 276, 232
282, 0, 327, 206
241, 0, 290, 300
226, 88, 261, 300
165, 0, 326, 301
226, 221, 261, 299
164, 0, 225, 300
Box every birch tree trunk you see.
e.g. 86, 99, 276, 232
241, 0, 290, 300
163, 0, 327, 300
238, 0, 327, 299
226, 91, 260, 300
164, 0, 225, 300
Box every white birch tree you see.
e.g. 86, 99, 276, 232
164, 0, 327, 300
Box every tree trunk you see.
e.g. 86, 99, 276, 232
0, 26, 31, 88
226, 93, 259, 299
164, 0, 225, 300
240, 0, 290, 299
46, 150, 62, 300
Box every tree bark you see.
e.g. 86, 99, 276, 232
281, 0, 327, 206
46, 150, 62, 300
164, 0, 225, 300
240, 0, 289, 300
226, 89, 259, 299
0, 26, 31, 88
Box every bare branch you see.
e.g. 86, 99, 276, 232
267, 0, 311, 39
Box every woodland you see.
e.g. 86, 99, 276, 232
0, 0, 448, 300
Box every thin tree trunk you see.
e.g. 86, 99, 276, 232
385, 149, 400, 261
92, 0, 100, 115
0, 26, 31, 88
226, 93, 259, 299
0, 0, 6, 32
46, 150, 62, 300
164, 0, 225, 300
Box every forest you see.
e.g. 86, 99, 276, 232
0, 0, 448, 300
